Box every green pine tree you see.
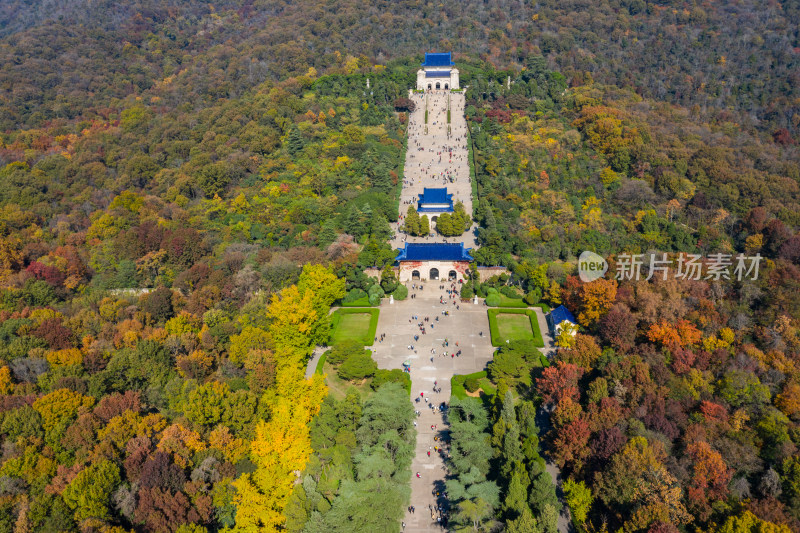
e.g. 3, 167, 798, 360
380, 264, 399, 294
453, 201, 471, 232
370, 212, 392, 241
318, 219, 338, 248
502, 463, 532, 522
287, 127, 305, 156
506, 507, 542, 533
436, 212, 453, 235
404, 206, 420, 235
419, 215, 430, 236
344, 204, 363, 236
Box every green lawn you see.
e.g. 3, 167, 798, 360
451, 371, 497, 401
487, 308, 544, 347
329, 308, 379, 346
321, 360, 373, 400
496, 314, 534, 342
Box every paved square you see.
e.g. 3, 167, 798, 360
391, 91, 477, 250
371, 284, 493, 532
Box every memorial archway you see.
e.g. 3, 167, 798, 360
430, 268, 439, 280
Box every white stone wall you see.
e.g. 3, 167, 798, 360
416, 70, 426, 91
398, 260, 471, 282
416, 68, 460, 91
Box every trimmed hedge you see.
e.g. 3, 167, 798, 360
497, 294, 529, 308
487, 308, 544, 348
329, 308, 380, 346
337, 288, 379, 307
339, 296, 372, 307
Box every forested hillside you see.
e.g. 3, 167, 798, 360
2, 0, 799, 134
0, 0, 800, 532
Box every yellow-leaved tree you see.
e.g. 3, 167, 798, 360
231, 265, 341, 531
232, 363, 327, 531
266, 285, 319, 350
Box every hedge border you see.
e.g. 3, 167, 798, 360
496, 294, 528, 308
329, 308, 380, 346
337, 295, 377, 307
487, 308, 544, 348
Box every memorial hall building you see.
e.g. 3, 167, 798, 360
416, 52, 460, 91
396, 243, 472, 282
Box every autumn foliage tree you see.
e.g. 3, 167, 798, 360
536, 362, 585, 406
576, 278, 618, 327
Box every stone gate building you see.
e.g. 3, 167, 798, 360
416, 52, 460, 91
396, 243, 473, 282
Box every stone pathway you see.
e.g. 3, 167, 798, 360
304, 346, 326, 379
357, 83, 571, 531
392, 90, 477, 249
370, 288, 493, 532
383, 88, 484, 530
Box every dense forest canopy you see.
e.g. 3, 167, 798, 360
1, 0, 799, 134
0, 0, 799, 532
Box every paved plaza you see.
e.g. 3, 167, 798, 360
378, 89, 493, 530
371, 286, 493, 532
391, 91, 477, 249
301, 84, 566, 532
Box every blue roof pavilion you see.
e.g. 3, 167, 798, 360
421, 52, 454, 67
549, 305, 577, 326
418, 187, 454, 212
396, 243, 473, 262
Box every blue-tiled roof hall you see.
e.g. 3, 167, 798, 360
549, 305, 577, 326
396, 243, 473, 262
421, 52, 454, 67
418, 187, 452, 205
417, 186, 454, 213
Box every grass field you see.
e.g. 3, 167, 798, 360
496, 314, 534, 342
487, 308, 544, 347
451, 371, 497, 401
329, 308, 379, 346
321, 360, 373, 399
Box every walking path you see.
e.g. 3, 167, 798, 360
391, 90, 477, 249
371, 288, 493, 532
385, 88, 483, 529
351, 85, 570, 531
304, 346, 326, 379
